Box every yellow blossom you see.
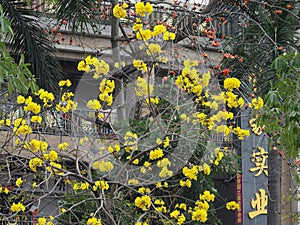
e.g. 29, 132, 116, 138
58, 79, 72, 87
128, 179, 139, 185
251, 97, 264, 110
159, 167, 173, 178
11, 202, 26, 212
152, 24, 167, 36
17, 95, 25, 104
49, 150, 58, 162
224, 77, 241, 91
77, 60, 90, 71
203, 163, 211, 175
226, 201, 240, 210
133, 60, 148, 73
135, 2, 153, 17
200, 190, 215, 202
113, 4, 127, 19
16, 177, 23, 187
31, 116, 42, 123
192, 209, 207, 222
146, 43, 161, 56
29, 157, 43, 172
149, 148, 164, 160
135, 195, 151, 210
58, 142, 69, 151
87, 99, 101, 110
92, 160, 114, 173
163, 31, 176, 41
87, 217, 102, 225
136, 29, 152, 40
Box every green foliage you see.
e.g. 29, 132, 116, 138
260, 52, 300, 159
0, 3, 37, 94
1, 1, 64, 94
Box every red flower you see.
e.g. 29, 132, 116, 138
211, 40, 219, 47
222, 68, 230, 76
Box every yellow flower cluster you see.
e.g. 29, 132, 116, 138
37, 217, 54, 225
170, 209, 186, 225
136, 29, 152, 41
0, 119, 11, 127
44, 150, 58, 162
152, 24, 167, 36
224, 77, 241, 91
179, 179, 192, 188
198, 163, 211, 175
47, 161, 64, 175
56, 91, 77, 113
214, 148, 224, 166
128, 179, 139, 185
163, 31, 176, 41
176, 61, 210, 97
145, 97, 159, 105
135, 195, 151, 211
250, 97, 264, 110
92, 160, 114, 173
99, 78, 114, 106
78, 56, 110, 79
233, 126, 250, 140
16, 177, 23, 187
135, 76, 153, 97
182, 165, 199, 181
13, 118, 32, 135
36, 89, 55, 107
10, 202, 26, 212
124, 131, 138, 152
135, 2, 153, 16
58, 79, 72, 87
93, 180, 109, 191
130, 1, 175, 42
215, 124, 231, 136
138, 187, 151, 194
94, 60, 110, 78
189, 190, 215, 223
133, 60, 148, 73
226, 201, 240, 210
158, 166, 173, 178
211, 111, 234, 122
199, 190, 215, 202
136, 221, 148, 225
0, 186, 9, 194
29, 157, 43, 172
112, 2, 128, 19
225, 91, 244, 108
146, 43, 162, 56
24, 139, 48, 153
22, 96, 41, 114
73, 182, 89, 191
156, 181, 168, 188
149, 148, 164, 160
58, 142, 69, 151
31, 115, 42, 123
87, 99, 101, 111
108, 144, 121, 153
156, 158, 171, 168
87, 217, 102, 225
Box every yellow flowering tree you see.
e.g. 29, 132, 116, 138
0, 1, 275, 225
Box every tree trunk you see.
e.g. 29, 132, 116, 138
268, 149, 281, 225
111, 0, 126, 122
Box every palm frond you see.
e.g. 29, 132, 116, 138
1, 0, 63, 94
222, 1, 300, 96
53, 0, 103, 33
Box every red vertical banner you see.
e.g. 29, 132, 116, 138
235, 173, 243, 224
